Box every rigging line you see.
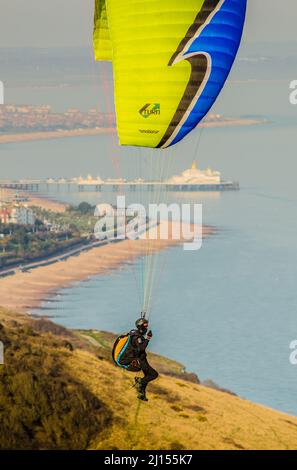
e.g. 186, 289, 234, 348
150, 126, 205, 314
100, 64, 116, 172
145, 150, 162, 317
114, 115, 149, 309
145, 144, 175, 319
120, 177, 143, 310
194, 122, 205, 161
143, 149, 155, 315
142, 151, 151, 313
150, 140, 184, 316
101, 66, 143, 309
146, 145, 175, 318
147, 153, 168, 312
151, 163, 173, 318
142, 147, 150, 310
143, 147, 155, 306
138, 145, 145, 310
142, 150, 151, 302
146, 148, 163, 314
138, 148, 149, 315
125, 146, 144, 311
148, 124, 206, 312
150, 122, 205, 315
87, 36, 141, 310
144, 150, 155, 291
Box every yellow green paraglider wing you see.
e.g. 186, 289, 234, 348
94, 0, 247, 149
94, 0, 112, 61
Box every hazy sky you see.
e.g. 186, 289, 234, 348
0, 0, 296, 48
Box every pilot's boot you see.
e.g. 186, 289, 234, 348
137, 383, 148, 402
134, 377, 142, 390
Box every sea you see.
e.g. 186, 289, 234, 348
1, 44, 297, 415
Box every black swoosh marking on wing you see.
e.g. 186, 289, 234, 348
157, 0, 221, 148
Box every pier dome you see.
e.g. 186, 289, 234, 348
168, 161, 221, 184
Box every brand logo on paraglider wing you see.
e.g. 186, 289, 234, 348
139, 103, 160, 118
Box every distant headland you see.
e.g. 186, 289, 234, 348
0, 104, 263, 145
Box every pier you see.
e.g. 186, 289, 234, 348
0, 162, 240, 193
0, 179, 239, 192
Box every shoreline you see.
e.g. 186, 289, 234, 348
0, 225, 212, 313
0, 127, 115, 144
0, 118, 262, 145
0, 187, 68, 213
1, 307, 297, 449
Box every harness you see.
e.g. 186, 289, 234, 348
112, 331, 142, 370
112, 334, 131, 369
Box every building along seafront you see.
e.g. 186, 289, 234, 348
0, 203, 35, 225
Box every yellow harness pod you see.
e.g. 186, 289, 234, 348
112, 334, 131, 368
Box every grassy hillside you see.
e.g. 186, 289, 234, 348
0, 308, 297, 450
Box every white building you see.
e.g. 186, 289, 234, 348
74, 174, 104, 185
168, 161, 221, 185
10, 205, 36, 225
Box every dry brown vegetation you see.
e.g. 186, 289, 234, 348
0, 310, 111, 450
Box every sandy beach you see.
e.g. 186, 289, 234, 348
0, 187, 67, 213
200, 118, 262, 128
0, 187, 212, 312
0, 222, 211, 312
0, 127, 115, 144
0, 117, 262, 145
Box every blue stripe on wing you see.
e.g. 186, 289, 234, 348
169, 0, 247, 147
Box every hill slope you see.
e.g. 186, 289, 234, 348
0, 308, 297, 450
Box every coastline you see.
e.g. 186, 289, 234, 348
0, 118, 262, 145
0, 187, 67, 213
0, 190, 212, 311
1, 307, 297, 449
0, 127, 115, 144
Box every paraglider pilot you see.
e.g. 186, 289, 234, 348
116, 316, 158, 401
131, 317, 158, 401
